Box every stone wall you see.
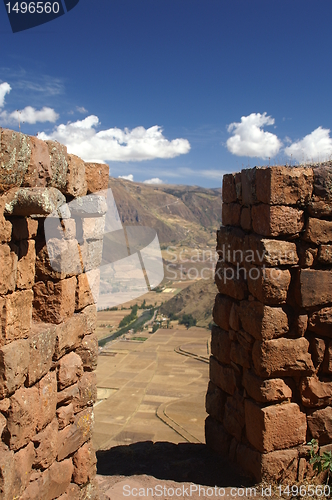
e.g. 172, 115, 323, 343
0, 128, 109, 499
206, 165, 332, 483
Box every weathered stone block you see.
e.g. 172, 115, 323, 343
0, 339, 29, 398
85, 163, 109, 193
252, 204, 304, 237
37, 371, 57, 431
223, 391, 244, 441
300, 376, 332, 407
210, 325, 231, 364
57, 383, 79, 408
247, 267, 291, 305
241, 168, 257, 205
80, 304, 97, 334
304, 218, 332, 245
0, 445, 15, 500
243, 369, 292, 403
4, 187, 66, 216
7, 386, 39, 450
309, 307, 332, 337
65, 154, 87, 197
35, 237, 82, 281
32, 418, 58, 469
245, 400, 306, 453
322, 340, 332, 373
57, 408, 94, 461
307, 407, 332, 444
13, 441, 35, 497
309, 337, 326, 369
215, 261, 248, 300
73, 372, 97, 412
246, 235, 298, 266
56, 403, 75, 430
46, 140, 68, 191
58, 352, 83, 390
2, 289, 33, 343
21, 458, 73, 500
238, 300, 288, 340
222, 203, 241, 226
318, 245, 332, 264
240, 206, 251, 231
16, 240, 35, 289
252, 337, 314, 378
205, 381, 227, 422
33, 276, 77, 324
209, 356, 239, 395
230, 340, 250, 368
80, 239, 103, 272
295, 269, 332, 307
54, 313, 87, 359
82, 216, 105, 241
205, 416, 231, 455
0, 243, 17, 294
72, 441, 97, 485
222, 173, 237, 203
27, 323, 56, 385
256, 166, 313, 205
76, 334, 98, 371
216, 226, 245, 264
11, 217, 38, 240
76, 269, 99, 311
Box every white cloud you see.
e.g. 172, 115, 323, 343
226, 112, 282, 159
143, 177, 164, 184
119, 174, 134, 181
0, 82, 11, 108
284, 126, 332, 162
76, 106, 88, 114
38, 116, 191, 162
3, 106, 59, 124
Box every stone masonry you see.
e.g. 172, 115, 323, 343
0, 128, 109, 499
206, 165, 332, 482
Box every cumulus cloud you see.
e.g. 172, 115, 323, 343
226, 112, 282, 159
0, 82, 11, 108
3, 106, 59, 124
76, 106, 88, 114
143, 177, 164, 184
119, 174, 134, 181
284, 126, 332, 162
38, 116, 191, 162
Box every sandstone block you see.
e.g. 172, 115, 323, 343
82, 216, 105, 241
205, 381, 227, 421
252, 204, 304, 237
222, 173, 237, 203
309, 307, 332, 337
230, 340, 250, 368
210, 325, 231, 364
0, 413, 6, 438
11, 217, 38, 240
309, 337, 326, 369
215, 261, 248, 300
243, 369, 292, 403
4, 187, 66, 216
46, 140, 68, 191
252, 337, 314, 378
313, 165, 332, 199
80, 239, 103, 272
58, 352, 83, 390
245, 400, 306, 453
85, 163, 109, 193
256, 166, 313, 205
246, 235, 298, 266
222, 391, 244, 441
217, 226, 245, 264
0, 243, 17, 294
2, 289, 33, 343
13, 442, 35, 497
222, 203, 241, 226
54, 313, 87, 359
21, 458, 73, 500
229, 302, 240, 331
7, 386, 39, 450
295, 269, 332, 307
239, 300, 288, 340
0, 445, 15, 500
322, 340, 332, 373
57, 408, 94, 461
57, 383, 79, 408
38, 371, 57, 431
35, 237, 82, 281
0, 339, 29, 398
16, 239, 36, 289
33, 418, 58, 469
205, 416, 231, 455
27, 323, 56, 385
33, 276, 77, 324
57, 483, 81, 500
308, 199, 332, 218
80, 304, 97, 334
307, 407, 332, 444
72, 441, 97, 485
73, 372, 97, 412
241, 167, 257, 205
318, 245, 332, 264
76, 269, 100, 311
300, 376, 332, 407
240, 206, 251, 231
76, 334, 98, 371
66, 154, 87, 197
247, 267, 291, 305
304, 218, 332, 245
69, 194, 107, 218
209, 356, 239, 395
57, 403, 75, 430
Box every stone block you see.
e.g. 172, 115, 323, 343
54, 313, 87, 359
309, 337, 326, 369
16, 240, 36, 289
229, 302, 240, 331
0, 413, 6, 438
295, 269, 332, 307
241, 167, 257, 205
217, 226, 245, 264
57, 383, 79, 408
58, 352, 83, 390
0, 339, 29, 398
37, 371, 57, 431
80, 239, 103, 272
245, 400, 306, 453
309, 307, 332, 337
85, 162, 109, 193
255, 166, 313, 205
11, 217, 38, 240
313, 165, 332, 199
76, 269, 100, 311
13, 442, 35, 497
80, 304, 97, 334
57, 408, 94, 461
205, 381, 227, 422
33, 276, 77, 324
322, 340, 332, 373
82, 216, 105, 241
21, 458, 73, 500
222, 391, 244, 441
73, 371, 97, 412
205, 416, 231, 455
0, 445, 15, 500
304, 218, 332, 245
65, 154, 87, 197
252, 204, 304, 237
57, 483, 81, 500
76, 334, 98, 371
243, 369, 292, 403
247, 267, 291, 305
230, 340, 250, 368
210, 325, 231, 364
72, 441, 97, 485
246, 235, 298, 266
57, 403, 75, 430
4, 187, 66, 216
240, 206, 251, 231
46, 140, 68, 191
318, 245, 332, 264
2, 289, 33, 343
222, 173, 237, 203
222, 203, 241, 226
307, 407, 332, 444
238, 300, 288, 340
35, 237, 82, 281
27, 323, 56, 385
7, 386, 39, 450
0, 243, 17, 294
209, 356, 239, 395
300, 376, 332, 408
32, 418, 58, 469
252, 337, 314, 378
215, 261, 248, 300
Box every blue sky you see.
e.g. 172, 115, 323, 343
1, 1, 332, 187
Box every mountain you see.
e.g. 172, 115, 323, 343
109, 177, 222, 247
